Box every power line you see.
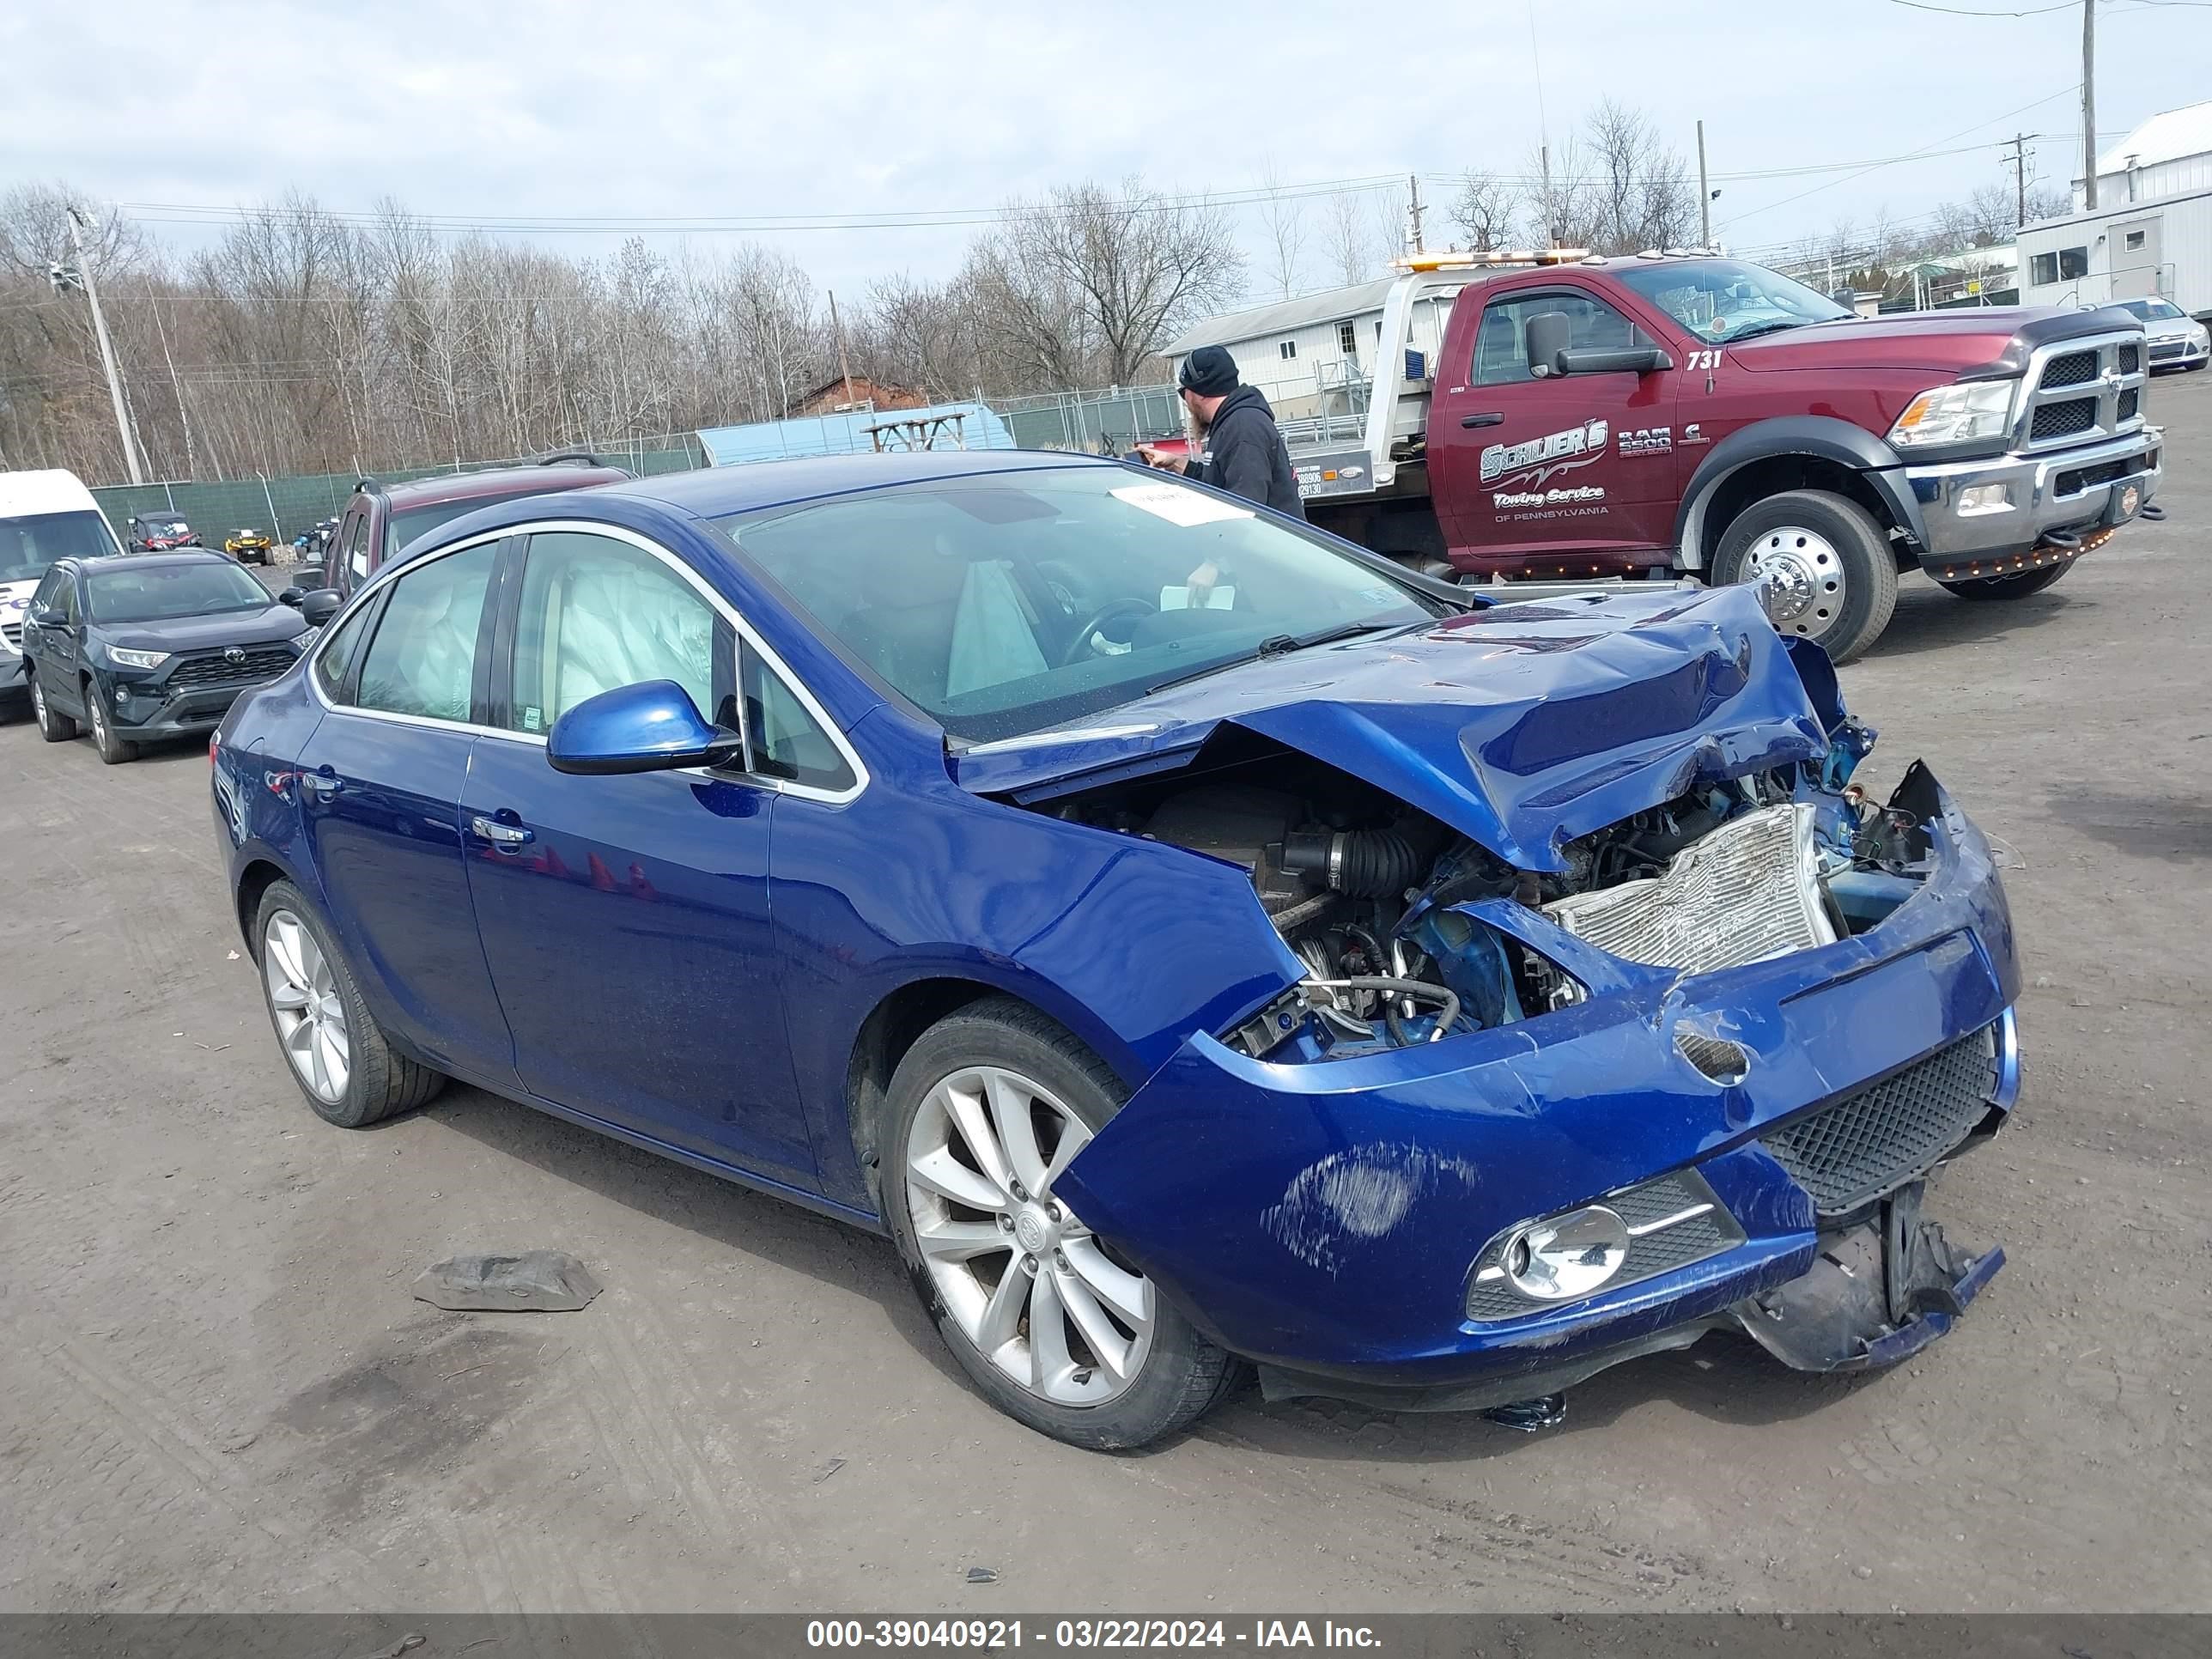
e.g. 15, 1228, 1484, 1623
1887, 0, 2077, 15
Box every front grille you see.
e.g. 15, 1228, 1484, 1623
2039, 349, 2098, 389
1465, 1170, 1743, 1322
2055, 458, 2132, 497
168, 647, 295, 689
1759, 1024, 1999, 1217
2031, 398, 2097, 441
2118, 343, 2141, 374
2118, 389, 2140, 422
2150, 340, 2186, 361
1, 621, 20, 650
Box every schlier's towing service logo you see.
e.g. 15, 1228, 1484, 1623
1480, 418, 1608, 488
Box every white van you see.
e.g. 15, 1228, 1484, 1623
1, 470, 124, 711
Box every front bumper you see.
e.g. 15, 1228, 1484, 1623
1909, 426, 2162, 575
2149, 338, 2208, 371
1058, 769, 2021, 1407
106, 674, 278, 738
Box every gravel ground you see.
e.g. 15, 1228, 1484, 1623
2, 376, 2208, 1615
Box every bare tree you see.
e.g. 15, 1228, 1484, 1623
2023, 183, 2071, 224
1583, 100, 1695, 253
1963, 183, 2016, 246
975, 179, 1243, 388
1256, 161, 1308, 299
1322, 190, 1373, 287
1449, 169, 1519, 251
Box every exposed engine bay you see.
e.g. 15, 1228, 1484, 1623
1036, 722, 1929, 1060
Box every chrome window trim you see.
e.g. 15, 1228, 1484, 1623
305, 518, 869, 807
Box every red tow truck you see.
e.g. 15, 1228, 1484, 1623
1230, 251, 2165, 660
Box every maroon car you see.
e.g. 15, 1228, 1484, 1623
317, 452, 631, 600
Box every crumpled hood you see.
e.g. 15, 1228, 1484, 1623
955, 583, 1830, 872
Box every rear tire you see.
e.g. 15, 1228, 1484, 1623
1712, 489, 1898, 664
252, 880, 446, 1128
879, 996, 1237, 1450
1937, 562, 2074, 602
30, 676, 77, 742
84, 684, 137, 765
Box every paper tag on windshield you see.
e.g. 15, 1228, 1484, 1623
1159, 585, 1237, 611
1110, 483, 1254, 527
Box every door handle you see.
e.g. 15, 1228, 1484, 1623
301, 767, 343, 800
1461, 412, 1506, 428
471, 814, 535, 851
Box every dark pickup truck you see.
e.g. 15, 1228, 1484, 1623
1204, 252, 2165, 660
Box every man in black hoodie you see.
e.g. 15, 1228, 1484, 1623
1138, 345, 1306, 520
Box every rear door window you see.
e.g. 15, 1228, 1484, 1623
352, 542, 498, 723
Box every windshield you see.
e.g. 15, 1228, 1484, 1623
1613, 258, 1850, 343
387, 495, 520, 560
717, 467, 1437, 743
1, 510, 116, 581
137, 519, 191, 537
2117, 298, 2185, 322
88, 561, 270, 623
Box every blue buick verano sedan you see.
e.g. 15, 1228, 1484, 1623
214, 453, 2021, 1449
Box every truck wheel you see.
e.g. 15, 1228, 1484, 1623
1936, 563, 2073, 602
1713, 489, 1897, 664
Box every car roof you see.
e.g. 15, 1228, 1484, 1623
602, 449, 1123, 520
375, 461, 631, 507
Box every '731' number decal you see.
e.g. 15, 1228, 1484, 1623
1686, 349, 1723, 372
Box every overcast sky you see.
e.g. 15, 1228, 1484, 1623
8, 0, 2209, 295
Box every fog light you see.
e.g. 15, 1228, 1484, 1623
2119, 483, 2142, 518
1502, 1206, 1630, 1300
1956, 483, 2013, 516
114, 685, 130, 707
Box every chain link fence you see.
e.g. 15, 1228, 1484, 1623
994, 385, 1184, 454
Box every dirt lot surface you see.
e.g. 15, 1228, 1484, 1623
3, 378, 2209, 1616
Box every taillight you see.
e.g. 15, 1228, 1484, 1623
208, 732, 220, 765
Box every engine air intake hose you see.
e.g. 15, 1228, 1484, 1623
1280, 826, 1431, 898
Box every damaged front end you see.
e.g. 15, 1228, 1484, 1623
986, 592, 2023, 1413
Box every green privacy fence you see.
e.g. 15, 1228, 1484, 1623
88, 440, 705, 550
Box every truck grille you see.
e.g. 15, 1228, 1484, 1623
1, 621, 20, 651
2039, 349, 2098, 389
2055, 458, 2132, 498
1759, 1024, 2000, 1217
2150, 340, 2187, 362
168, 647, 295, 689
2020, 329, 2148, 453
2031, 399, 2097, 441
1543, 804, 1836, 975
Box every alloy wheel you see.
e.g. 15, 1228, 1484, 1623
1745, 526, 1847, 643
263, 908, 350, 1104
903, 1065, 1155, 1407
31, 678, 46, 725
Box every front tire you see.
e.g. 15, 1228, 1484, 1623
31, 676, 77, 742
1937, 562, 2075, 602
1713, 489, 1898, 664
252, 881, 447, 1127
84, 684, 137, 764
879, 997, 1236, 1449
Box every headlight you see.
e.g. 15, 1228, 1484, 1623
107, 647, 170, 669
2192, 326, 2209, 349
1887, 381, 2015, 447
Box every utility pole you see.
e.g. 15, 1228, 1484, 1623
2081, 0, 2098, 210
2006, 133, 2031, 229
1697, 120, 1711, 247
64, 206, 145, 485
1407, 173, 1425, 255
826, 289, 858, 410
1539, 144, 1555, 246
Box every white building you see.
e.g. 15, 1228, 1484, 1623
2019, 101, 2212, 318
1162, 276, 1463, 422
2075, 100, 2212, 212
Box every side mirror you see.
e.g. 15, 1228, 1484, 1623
299, 589, 342, 626
1559, 344, 1674, 375
27, 603, 61, 628
1523, 311, 1572, 377
546, 679, 744, 776
278, 587, 304, 607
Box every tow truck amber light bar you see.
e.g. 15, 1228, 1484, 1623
1394, 248, 1593, 271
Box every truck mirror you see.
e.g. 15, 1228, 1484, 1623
1524, 312, 1572, 377
1559, 345, 1675, 376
